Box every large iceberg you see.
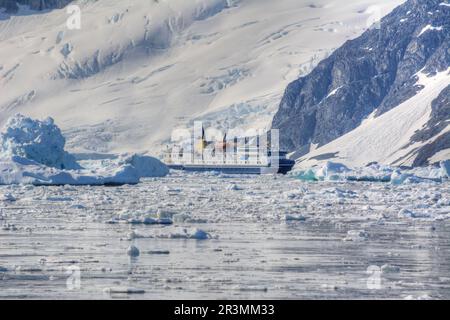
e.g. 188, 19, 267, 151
0, 114, 79, 170
0, 114, 168, 185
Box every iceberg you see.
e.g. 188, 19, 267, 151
0, 114, 168, 185
292, 161, 448, 184
292, 161, 350, 181
0, 114, 79, 170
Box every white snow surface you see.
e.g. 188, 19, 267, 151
418, 24, 444, 37
296, 68, 450, 168
0, 0, 403, 155
0, 115, 168, 185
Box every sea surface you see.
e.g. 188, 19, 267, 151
1, 173, 449, 299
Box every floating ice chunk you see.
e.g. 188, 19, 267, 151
346, 163, 393, 182
157, 209, 176, 219
127, 231, 139, 240
316, 162, 350, 181
162, 228, 212, 240
190, 228, 211, 240
389, 170, 430, 185
293, 169, 318, 181
127, 245, 140, 257
226, 183, 243, 191
0, 193, 16, 202
293, 162, 350, 181
120, 154, 169, 178
172, 213, 207, 224
381, 264, 401, 274
343, 230, 369, 242
142, 217, 158, 225
398, 209, 430, 219
0, 266, 7, 272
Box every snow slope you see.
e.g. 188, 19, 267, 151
0, 0, 403, 155
296, 68, 450, 169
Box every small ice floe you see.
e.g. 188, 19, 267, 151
103, 287, 145, 294
127, 230, 143, 240
285, 214, 307, 222
109, 209, 175, 225
127, 245, 140, 257
343, 230, 369, 242
0, 266, 8, 272
173, 213, 207, 224
157, 209, 176, 220
381, 264, 401, 274
45, 196, 74, 202
0, 193, 16, 202
293, 162, 350, 182
398, 209, 431, 219
226, 183, 243, 191
159, 228, 212, 240
164, 186, 182, 194
390, 171, 415, 185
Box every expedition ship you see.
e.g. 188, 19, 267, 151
164, 128, 295, 174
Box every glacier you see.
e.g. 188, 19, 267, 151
0, 0, 403, 155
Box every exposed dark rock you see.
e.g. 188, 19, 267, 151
272, 0, 450, 164
0, 0, 72, 12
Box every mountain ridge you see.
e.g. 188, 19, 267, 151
272, 0, 449, 166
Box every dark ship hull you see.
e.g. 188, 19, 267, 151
168, 159, 295, 175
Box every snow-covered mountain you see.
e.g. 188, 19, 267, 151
0, 0, 402, 155
273, 0, 449, 167
0, 1, 71, 12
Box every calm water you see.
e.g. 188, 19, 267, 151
1, 175, 449, 299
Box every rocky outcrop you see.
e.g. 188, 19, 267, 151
272, 0, 450, 161
0, 0, 72, 12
